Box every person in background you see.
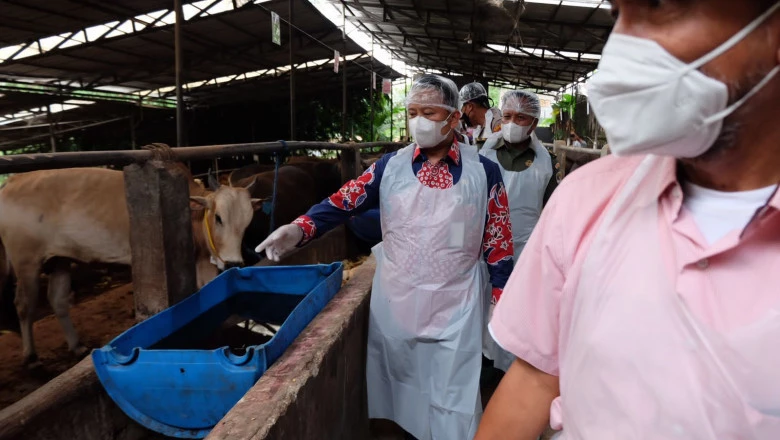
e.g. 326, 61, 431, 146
477, 0, 780, 438
459, 82, 502, 146
257, 74, 514, 440
479, 90, 557, 376
569, 132, 586, 148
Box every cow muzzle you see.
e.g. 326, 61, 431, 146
223, 261, 243, 271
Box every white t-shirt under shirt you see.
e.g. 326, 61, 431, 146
682, 181, 778, 245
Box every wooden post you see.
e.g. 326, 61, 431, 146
123, 160, 197, 320
340, 145, 362, 182
554, 144, 568, 181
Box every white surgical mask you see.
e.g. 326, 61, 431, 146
410, 113, 453, 149
502, 122, 532, 144
588, 2, 780, 158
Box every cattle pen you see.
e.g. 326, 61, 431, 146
0, 140, 403, 440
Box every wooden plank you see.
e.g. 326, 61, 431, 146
0, 356, 165, 440
553, 145, 601, 156
123, 160, 197, 321
340, 145, 362, 182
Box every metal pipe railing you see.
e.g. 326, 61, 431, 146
0, 141, 405, 174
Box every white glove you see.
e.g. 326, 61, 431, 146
254, 224, 304, 262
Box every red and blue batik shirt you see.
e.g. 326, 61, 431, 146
292, 141, 514, 301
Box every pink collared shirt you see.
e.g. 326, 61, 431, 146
490, 154, 780, 427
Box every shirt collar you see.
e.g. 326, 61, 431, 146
643, 156, 780, 213
413, 138, 461, 165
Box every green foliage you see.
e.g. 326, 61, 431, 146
551, 94, 576, 123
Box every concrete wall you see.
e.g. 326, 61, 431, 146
0, 226, 373, 440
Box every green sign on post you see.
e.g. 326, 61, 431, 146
271, 12, 281, 45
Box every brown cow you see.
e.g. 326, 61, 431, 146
0, 165, 263, 367
227, 163, 276, 187
233, 166, 318, 264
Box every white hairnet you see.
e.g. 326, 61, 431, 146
501, 90, 541, 119
459, 82, 488, 103
406, 74, 459, 112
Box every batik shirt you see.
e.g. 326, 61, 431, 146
293, 141, 514, 301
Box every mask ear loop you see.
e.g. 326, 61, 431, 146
684, 2, 780, 73
703, 64, 780, 124
442, 110, 456, 138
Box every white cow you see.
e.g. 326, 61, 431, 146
0, 161, 263, 367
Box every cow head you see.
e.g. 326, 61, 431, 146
189, 177, 264, 271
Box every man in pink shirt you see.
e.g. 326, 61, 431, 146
477, 0, 780, 439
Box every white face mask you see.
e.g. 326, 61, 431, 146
588, 3, 780, 158
410, 113, 453, 149
502, 122, 532, 144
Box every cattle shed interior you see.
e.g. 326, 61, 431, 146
0, 0, 614, 154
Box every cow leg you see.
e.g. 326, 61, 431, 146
14, 264, 41, 367
47, 263, 87, 357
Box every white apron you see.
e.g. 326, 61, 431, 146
480, 133, 552, 372
555, 155, 780, 439
367, 143, 487, 440
473, 108, 502, 147
481, 133, 552, 260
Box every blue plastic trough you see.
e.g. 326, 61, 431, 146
92, 263, 344, 439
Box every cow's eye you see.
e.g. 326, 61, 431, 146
215, 214, 223, 225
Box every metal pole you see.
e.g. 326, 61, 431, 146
390, 79, 393, 142
174, 0, 185, 147
341, 3, 347, 141
47, 105, 56, 152
404, 77, 409, 140
370, 38, 374, 142
289, 0, 296, 140
130, 114, 136, 150
0, 141, 405, 174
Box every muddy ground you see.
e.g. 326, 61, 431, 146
0, 264, 134, 410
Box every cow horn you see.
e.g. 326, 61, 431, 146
244, 176, 257, 192
207, 169, 221, 191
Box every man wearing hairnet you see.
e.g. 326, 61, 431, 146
257, 74, 514, 440
459, 82, 503, 146
479, 91, 557, 376
477, 1, 780, 439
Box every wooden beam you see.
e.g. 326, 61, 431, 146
123, 160, 197, 320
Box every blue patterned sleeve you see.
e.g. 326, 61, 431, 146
292, 152, 395, 245
478, 156, 515, 301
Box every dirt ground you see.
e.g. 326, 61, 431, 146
0, 265, 134, 411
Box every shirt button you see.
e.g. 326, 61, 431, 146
697, 259, 709, 269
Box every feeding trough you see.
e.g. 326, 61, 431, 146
91, 263, 344, 439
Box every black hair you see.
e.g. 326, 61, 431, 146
468, 95, 491, 109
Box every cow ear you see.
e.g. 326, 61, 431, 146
189, 196, 209, 211
250, 197, 269, 211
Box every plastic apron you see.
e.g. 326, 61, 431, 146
473, 108, 501, 140
480, 134, 552, 372
481, 133, 552, 260
367, 143, 487, 440
555, 155, 780, 439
